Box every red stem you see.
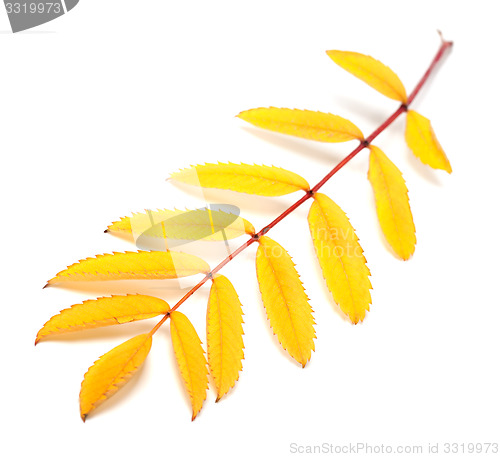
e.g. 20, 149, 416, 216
150, 38, 453, 335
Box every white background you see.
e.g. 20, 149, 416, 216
1, 1, 499, 456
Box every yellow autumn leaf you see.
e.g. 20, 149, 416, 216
326, 50, 407, 102
255, 236, 315, 366
368, 145, 416, 260
170, 311, 208, 420
106, 208, 255, 241
35, 295, 170, 344
206, 275, 244, 401
80, 333, 152, 421
171, 162, 310, 197
45, 250, 210, 286
308, 193, 372, 324
237, 107, 364, 142
405, 110, 452, 173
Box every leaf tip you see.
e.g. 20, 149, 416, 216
351, 313, 366, 324
400, 248, 415, 261
235, 108, 254, 121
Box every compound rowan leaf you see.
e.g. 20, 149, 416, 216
237, 107, 364, 142
35, 295, 170, 344
206, 275, 244, 401
106, 208, 255, 241
171, 162, 310, 196
45, 250, 210, 286
308, 193, 372, 324
368, 145, 416, 260
170, 311, 208, 420
405, 110, 452, 173
255, 236, 315, 366
80, 333, 152, 421
326, 50, 407, 102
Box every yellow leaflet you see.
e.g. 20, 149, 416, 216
206, 275, 244, 401
256, 236, 315, 366
405, 110, 452, 173
171, 162, 310, 197
308, 193, 372, 324
106, 208, 255, 241
237, 107, 364, 142
170, 311, 208, 420
368, 145, 416, 260
80, 333, 152, 421
326, 50, 407, 102
35, 295, 170, 344
45, 250, 210, 286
